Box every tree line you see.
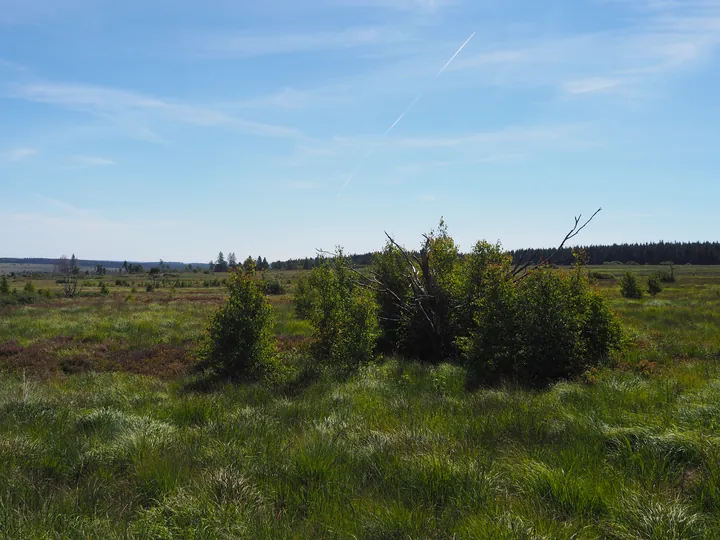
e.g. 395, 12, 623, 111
262, 241, 720, 270
511, 241, 720, 266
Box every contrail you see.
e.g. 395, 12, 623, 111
436, 32, 476, 77
384, 93, 423, 135
341, 31, 476, 191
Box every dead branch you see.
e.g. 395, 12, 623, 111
512, 208, 602, 278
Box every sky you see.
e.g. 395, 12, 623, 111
1, 0, 719, 262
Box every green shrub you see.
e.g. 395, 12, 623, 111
23, 281, 36, 294
0, 274, 9, 295
293, 274, 316, 319
371, 220, 460, 361
100, 282, 110, 296
302, 253, 380, 370
658, 266, 676, 283
589, 270, 615, 280
261, 276, 285, 295
647, 274, 662, 297
620, 272, 643, 299
197, 268, 278, 381
146, 284, 154, 293
460, 266, 622, 386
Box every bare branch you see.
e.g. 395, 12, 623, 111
513, 208, 602, 279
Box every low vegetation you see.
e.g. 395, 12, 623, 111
1, 237, 720, 537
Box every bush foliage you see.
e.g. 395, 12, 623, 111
295, 251, 380, 370
647, 274, 663, 297
295, 222, 623, 385
620, 272, 644, 299
197, 267, 278, 381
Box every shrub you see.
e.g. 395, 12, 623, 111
0, 275, 9, 295
460, 265, 622, 386
261, 276, 286, 295
658, 266, 676, 283
589, 271, 615, 280
100, 282, 110, 296
620, 272, 643, 299
370, 220, 460, 361
293, 274, 316, 319
146, 284, 154, 293
647, 274, 662, 297
302, 253, 380, 370
196, 268, 278, 381
23, 281, 36, 294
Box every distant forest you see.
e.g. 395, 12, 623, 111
269, 241, 720, 269
3, 241, 720, 273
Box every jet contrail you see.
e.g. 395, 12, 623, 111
341, 31, 476, 191
436, 32, 476, 77
384, 93, 423, 135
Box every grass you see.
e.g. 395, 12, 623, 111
2, 361, 720, 537
0, 264, 719, 537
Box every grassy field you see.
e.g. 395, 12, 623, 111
1, 264, 720, 537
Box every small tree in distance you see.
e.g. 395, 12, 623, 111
647, 274, 662, 297
0, 274, 9, 295
197, 265, 278, 381
620, 272, 644, 299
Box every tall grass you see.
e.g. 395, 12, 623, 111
1, 265, 719, 537
0, 359, 719, 537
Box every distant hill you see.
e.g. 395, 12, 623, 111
0, 258, 209, 271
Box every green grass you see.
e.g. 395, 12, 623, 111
2, 360, 720, 538
1, 265, 720, 537
0, 302, 214, 348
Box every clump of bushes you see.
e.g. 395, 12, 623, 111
261, 276, 286, 295
647, 274, 662, 297
295, 251, 380, 370
295, 222, 623, 386
589, 270, 615, 280
196, 266, 279, 381
620, 272, 643, 299
23, 281, 36, 294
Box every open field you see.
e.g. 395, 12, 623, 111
1, 265, 720, 537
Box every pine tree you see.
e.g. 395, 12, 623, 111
215, 252, 228, 272
0, 274, 9, 295
228, 252, 237, 268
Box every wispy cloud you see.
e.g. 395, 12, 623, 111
38, 196, 99, 218
199, 26, 413, 58
232, 0, 720, 112
4, 147, 38, 162
333, 0, 452, 11
563, 77, 626, 94
70, 155, 116, 166
5, 81, 303, 139
286, 180, 320, 190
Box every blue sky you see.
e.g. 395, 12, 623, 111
1, 0, 719, 262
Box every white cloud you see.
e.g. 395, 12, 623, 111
5, 81, 303, 139
70, 155, 116, 166
4, 147, 37, 162
199, 26, 413, 58
563, 77, 626, 94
